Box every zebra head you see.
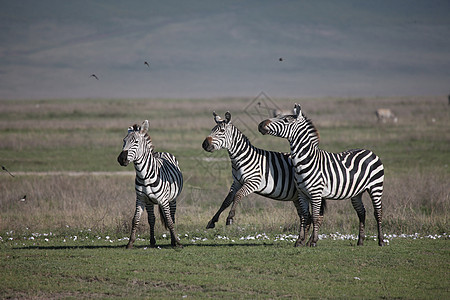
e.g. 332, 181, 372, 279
258, 104, 320, 145
202, 111, 233, 152
117, 120, 152, 166
258, 103, 304, 139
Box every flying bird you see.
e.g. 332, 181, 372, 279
279, 57, 284, 62
18, 195, 26, 202
90, 74, 99, 80
1, 165, 14, 177
144, 61, 150, 68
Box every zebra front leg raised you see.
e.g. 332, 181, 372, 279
206, 183, 238, 228
226, 183, 256, 226
127, 200, 145, 249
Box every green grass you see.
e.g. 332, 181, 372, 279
1, 236, 448, 299
0, 96, 449, 298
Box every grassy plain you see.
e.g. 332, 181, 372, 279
1, 237, 448, 299
0, 96, 449, 298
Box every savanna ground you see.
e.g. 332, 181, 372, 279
0, 95, 449, 298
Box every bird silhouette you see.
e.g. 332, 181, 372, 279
144, 61, 150, 68
18, 195, 26, 202
279, 57, 284, 62
1, 165, 14, 177
90, 74, 99, 80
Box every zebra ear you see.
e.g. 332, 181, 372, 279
141, 120, 149, 134
225, 111, 231, 124
213, 111, 223, 124
294, 103, 302, 119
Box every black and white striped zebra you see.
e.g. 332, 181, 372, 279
202, 111, 325, 232
259, 104, 384, 247
117, 120, 183, 248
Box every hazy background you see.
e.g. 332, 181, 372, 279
1, 0, 449, 100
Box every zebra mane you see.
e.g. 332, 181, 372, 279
232, 123, 251, 144
301, 113, 320, 146
131, 124, 155, 152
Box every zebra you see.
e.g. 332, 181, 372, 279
117, 120, 183, 248
258, 104, 384, 247
202, 111, 325, 234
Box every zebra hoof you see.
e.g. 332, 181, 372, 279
172, 242, 183, 249
206, 221, 216, 229
226, 218, 233, 226
126, 243, 133, 249
294, 239, 305, 247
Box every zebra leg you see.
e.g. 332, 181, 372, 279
369, 189, 384, 246
294, 196, 310, 247
206, 183, 238, 229
126, 199, 145, 249
374, 208, 384, 246
351, 194, 366, 246
318, 199, 326, 227
308, 197, 323, 247
160, 202, 182, 248
169, 199, 177, 224
145, 204, 157, 248
226, 183, 255, 226
306, 199, 326, 246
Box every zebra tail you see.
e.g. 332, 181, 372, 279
320, 199, 327, 215
158, 205, 169, 230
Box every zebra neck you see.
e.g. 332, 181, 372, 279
289, 133, 319, 163
133, 146, 159, 180
227, 129, 255, 160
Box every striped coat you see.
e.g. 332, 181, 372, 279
118, 120, 183, 248
202, 111, 325, 233
259, 104, 384, 247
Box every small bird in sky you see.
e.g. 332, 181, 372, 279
18, 195, 26, 202
144, 61, 150, 68
90, 74, 99, 80
279, 57, 284, 62
1, 165, 14, 177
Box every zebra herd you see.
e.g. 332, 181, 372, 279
117, 104, 385, 248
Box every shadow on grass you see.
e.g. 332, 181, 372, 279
14, 242, 275, 250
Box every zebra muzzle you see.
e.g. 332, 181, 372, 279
117, 150, 129, 166
258, 120, 271, 135
202, 137, 215, 152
